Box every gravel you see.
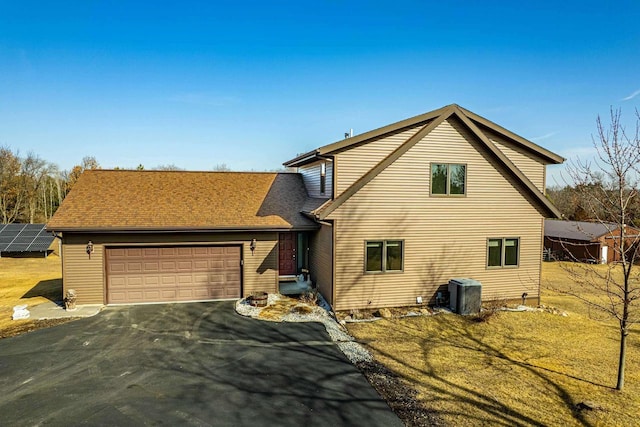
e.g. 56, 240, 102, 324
235, 293, 372, 363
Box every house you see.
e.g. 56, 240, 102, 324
544, 219, 640, 264
47, 104, 564, 310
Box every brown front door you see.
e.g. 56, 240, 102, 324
279, 232, 296, 275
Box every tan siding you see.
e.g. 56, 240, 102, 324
486, 129, 546, 191
327, 118, 546, 311
334, 126, 421, 195
61, 232, 278, 305
62, 243, 105, 304
298, 160, 333, 198
310, 224, 333, 305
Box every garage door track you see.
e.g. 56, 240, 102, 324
0, 302, 402, 426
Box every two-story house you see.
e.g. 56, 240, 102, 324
47, 104, 563, 310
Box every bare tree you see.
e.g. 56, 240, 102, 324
21, 152, 50, 223
212, 163, 231, 171
153, 164, 184, 171
0, 146, 23, 223
64, 156, 100, 195
557, 108, 640, 390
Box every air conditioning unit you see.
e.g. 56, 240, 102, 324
448, 278, 482, 315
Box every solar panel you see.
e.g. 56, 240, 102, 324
3, 223, 25, 231
0, 224, 55, 254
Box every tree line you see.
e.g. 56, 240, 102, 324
0, 147, 100, 224
547, 182, 640, 226
0, 147, 245, 225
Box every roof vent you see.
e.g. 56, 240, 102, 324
344, 128, 353, 139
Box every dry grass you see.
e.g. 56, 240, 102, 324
347, 262, 640, 427
258, 296, 308, 320
0, 255, 63, 331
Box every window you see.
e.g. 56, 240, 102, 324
366, 240, 403, 272
487, 238, 519, 268
431, 163, 466, 195
320, 162, 326, 194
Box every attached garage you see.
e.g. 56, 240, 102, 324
47, 170, 320, 306
106, 246, 241, 304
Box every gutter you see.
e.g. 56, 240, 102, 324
46, 225, 321, 233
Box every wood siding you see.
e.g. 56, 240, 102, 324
309, 223, 334, 305
486, 128, 547, 191
326, 117, 547, 311
334, 126, 421, 195
61, 232, 278, 305
298, 160, 333, 198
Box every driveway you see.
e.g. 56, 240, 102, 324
0, 301, 402, 426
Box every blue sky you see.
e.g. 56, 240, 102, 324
1, 1, 639, 185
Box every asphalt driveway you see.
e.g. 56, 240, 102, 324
0, 301, 402, 426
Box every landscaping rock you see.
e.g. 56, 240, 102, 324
378, 308, 392, 319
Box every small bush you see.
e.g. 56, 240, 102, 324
471, 298, 507, 322
291, 305, 313, 314
299, 289, 318, 305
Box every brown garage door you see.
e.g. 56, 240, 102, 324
106, 246, 241, 304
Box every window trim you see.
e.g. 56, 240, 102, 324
486, 237, 520, 269
430, 163, 467, 197
364, 240, 404, 274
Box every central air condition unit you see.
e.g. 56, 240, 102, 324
448, 278, 482, 315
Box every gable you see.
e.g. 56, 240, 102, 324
313, 105, 562, 220
326, 116, 553, 220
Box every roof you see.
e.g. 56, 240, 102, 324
47, 170, 319, 232
0, 223, 55, 252
290, 104, 564, 219
284, 103, 565, 167
544, 219, 617, 241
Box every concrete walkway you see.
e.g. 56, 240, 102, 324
26, 300, 103, 320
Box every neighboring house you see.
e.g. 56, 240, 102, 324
48, 104, 564, 310
544, 219, 640, 264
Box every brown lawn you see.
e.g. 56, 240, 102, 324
347, 261, 640, 426
0, 255, 65, 336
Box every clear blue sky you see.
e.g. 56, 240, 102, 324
1, 1, 639, 185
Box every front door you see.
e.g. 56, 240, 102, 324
279, 232, 297, 275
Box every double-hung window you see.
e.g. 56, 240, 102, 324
431, 163, 466, 195
365, 240, 403, 273
487, 238, 519, 268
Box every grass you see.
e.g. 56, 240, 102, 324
0, 255, 63, 332
347, 261, 640, 426
258, 295, 314, 320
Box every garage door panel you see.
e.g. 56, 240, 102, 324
107, 245, 241, 304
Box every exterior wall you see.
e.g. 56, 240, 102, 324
298, 160, 333, 198
326, 117, 547, 311
334, 126, 422, 195
309, 223, 334, 305
597, 226, 640, 263
61, 231, 279, 305
485, 129, 547, 192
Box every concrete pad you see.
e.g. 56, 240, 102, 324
26, 300, 103, 320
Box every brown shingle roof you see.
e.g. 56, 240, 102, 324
47, 170, 319, 231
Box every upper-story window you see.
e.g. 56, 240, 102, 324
320, 161, 326, 194
431, 163, 466, 195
